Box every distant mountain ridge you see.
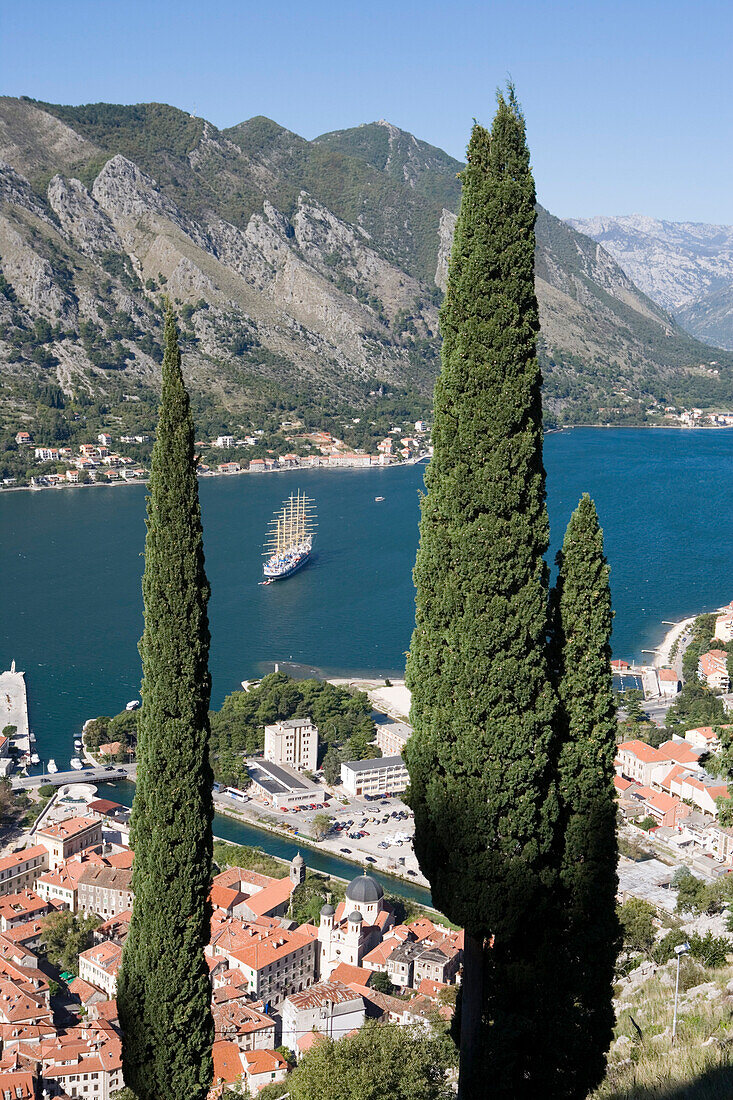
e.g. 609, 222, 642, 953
568, 214, 733, 350
1, 96, 732, 438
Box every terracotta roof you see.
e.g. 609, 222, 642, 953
243, 876, 294, 917
37, 816, 99, 841
229, 929, 311, 972
657, 741, 701, 765
68, 977, 104, 1003
658, 668, 679, 681
0, 848, 47, 875
0, 1071, 36, 1100
286, 979, 361, 1010
243, 1049, 286, 1076
330, 963, 372, 987
78, 941, 122, 974
618, 740, 664, 763
614, 776, 634, 792
211, 1040, 244, 1084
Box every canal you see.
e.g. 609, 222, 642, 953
101, 781, 434, 909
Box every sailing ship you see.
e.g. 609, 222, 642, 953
262, 491, 317, 582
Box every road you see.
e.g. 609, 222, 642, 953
11, 764, 136, 790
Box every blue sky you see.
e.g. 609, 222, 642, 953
2, 0, 732, 222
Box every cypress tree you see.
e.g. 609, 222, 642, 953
548, 494, 620, 1097
118, 305, 214, 1100
404, 88, 557, 1097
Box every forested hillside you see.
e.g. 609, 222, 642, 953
1, 96, 732, 463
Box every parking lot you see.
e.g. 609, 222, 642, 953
238, 769, 425, 884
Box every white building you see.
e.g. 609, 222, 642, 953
375, 721, 411, 758
281, 980, 365, 1055
318, 874, 395, 980
215, 435, 234, 448
340, 755, 409, 798
715, 613, 733, 644
264, 718, 318, 773
698, 650, 730, 692
248, 759, 320, 809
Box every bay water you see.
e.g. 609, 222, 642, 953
2, 427, 732, 769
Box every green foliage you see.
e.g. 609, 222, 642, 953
681, 614, 718, 680
673, 869, 729, 915
311, 812, 332, 841
209, 673, 374, 781
368, 969, 395, 995
283, 1020, 455, 1100
618, 898, 656, 956
405, 90, 557, 1097
40, 910, 100, 973
548, 494, 620, 1097
665, 677, 727, 731
688, 931, 732, 968
117, 307, 214, 1100
322, 746, 343, 786
288, 874, 345, 925
212, 841, 287, 879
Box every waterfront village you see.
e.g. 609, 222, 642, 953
5, 421, 431, 491
4, 600, 733, 1096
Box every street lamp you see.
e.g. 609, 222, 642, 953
672, 941, 691, 1042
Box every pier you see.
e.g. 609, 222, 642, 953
0, 663, 31, 766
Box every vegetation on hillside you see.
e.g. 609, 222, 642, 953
209, 672, 378, 787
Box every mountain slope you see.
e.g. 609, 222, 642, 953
568, 214, 733, 350
1, 97, 733, 444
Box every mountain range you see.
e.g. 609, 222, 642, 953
1, 96, 733, 440
569, 215, 733, 351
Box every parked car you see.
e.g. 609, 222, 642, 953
407, 869, 417, 876
366, 856, 377, 863
340, 847, 352, 854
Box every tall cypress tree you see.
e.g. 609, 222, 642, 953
548, 494, 620, 1097
404, 89, 557, 1097
118, 305, 214, 1100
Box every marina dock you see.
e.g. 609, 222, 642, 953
0, 662, 31, 766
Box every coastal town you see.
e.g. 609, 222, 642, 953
3, 423, 431, 492
1, 595, 733, 1095
0, 789, 460, 1098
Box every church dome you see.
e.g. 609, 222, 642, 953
345, 873, 384, 905
320, 903, 335, 917
292, 852, 304, 866
348, 910, 364, 923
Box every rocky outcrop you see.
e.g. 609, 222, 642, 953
47, 175, 122, 255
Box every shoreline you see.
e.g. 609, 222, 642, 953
653, 617, 697, 670
0, 455, 428, 497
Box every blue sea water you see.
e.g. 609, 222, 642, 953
1, 428, 732, 771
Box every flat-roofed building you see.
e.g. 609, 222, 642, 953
340, 756, 409, 798
375, 721, 411, 758
247, 759, 320, 810
264, 718, 318, 773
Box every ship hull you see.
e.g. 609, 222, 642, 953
264, 548, 312, 580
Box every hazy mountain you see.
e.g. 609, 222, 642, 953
568, 214, 733, 350
1, 97, 732, 438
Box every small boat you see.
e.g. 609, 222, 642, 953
74, 739, 83, 750
30, 753, 40, 765
70, 758, 84, 770
375, 496, 385, 502
126, 700, 141, 711
47, 759, 58, 774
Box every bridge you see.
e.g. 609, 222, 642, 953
11, 764, 136, 791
